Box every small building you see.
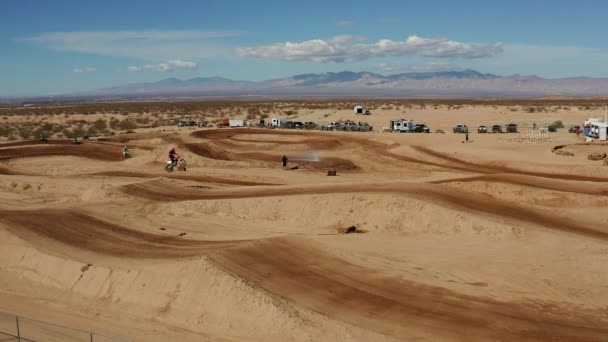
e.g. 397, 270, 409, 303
354, 105, 364, 114
589, 122, 608, 140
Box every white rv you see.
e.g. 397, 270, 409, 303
229, 119, 244, 127
271, 118, 286, 128
589, 122, 608, 140
390, 119, 415, 132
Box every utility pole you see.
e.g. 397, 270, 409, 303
605, 104, 607, 123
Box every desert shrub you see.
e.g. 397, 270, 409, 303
117, 119, 137, 130
23, 184, 31, 190
0, 125, 14, 137
551, 120, 564, 128
18, 127, 33, 139
246, 107, 261, 119
92, 119, 107, 131
109, 118, 119, 130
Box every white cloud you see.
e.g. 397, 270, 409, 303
407, 62, 463, 72
22, 30, 239, 60
336, 20, 355, 26
377, 63, 399, 72
237, 35, 503, 63
127, 59, 198, 72
73, 67, 96, 73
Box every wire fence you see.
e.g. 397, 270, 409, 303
0, 310, 130, 342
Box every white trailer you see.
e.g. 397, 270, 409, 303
229, 119, 244, 127
589, 122, 608, 140
271, 118, 286, 128
390, 119, 415, 132
354, 105, 364, 114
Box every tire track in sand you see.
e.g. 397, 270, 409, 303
0, 209, 246, 258
431, 173, 608, 196
121, 180, 608, 241
411, 146, 608, 182
211, 238, 608, 341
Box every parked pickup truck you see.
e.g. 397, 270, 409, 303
491, 124, 503, 133
477, 125, 488, 133
414, 124, 430, 133
506, 123, 518, 133
340, 121, 359, 131
453, 124, 469, 133
357, 122, 373, 132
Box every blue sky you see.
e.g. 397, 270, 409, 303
2, 0, 608, 96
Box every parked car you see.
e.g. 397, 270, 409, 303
357, 122, 373, 132
506, 123, 518, 133
188, 121, 198, 127
304, 122, 318, 130
292, 121, 304, 129
414, 124, 430, 133
569, 125, 581, 133
491, 124, 503, 133
477, 125, 488, 133
547, 126, 557, 132
453, 124, 469, 133
325, 122, 340, 131
341, 121, 359, 131
177, 121, 188, 127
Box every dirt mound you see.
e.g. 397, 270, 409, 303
0, 166, 21, 175
121, 181, 608, 241
588, 152, 607, 160
0, 209, 245, 258
211, 238, 608, 341
91, 170, 280, 186
555, 149, 574, 156
0, 139, 73, 148
0, 142, 123, 161
183, 142, 234, 161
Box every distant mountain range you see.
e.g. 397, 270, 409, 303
5, 69, 608, 102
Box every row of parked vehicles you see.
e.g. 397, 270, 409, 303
177, 120, 207, 127
267, 119, 373, 132
452, 123, 520, 134
321, 121, 373, 132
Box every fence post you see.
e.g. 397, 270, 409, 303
91, 332, 94, 342
16, 315, 21, 341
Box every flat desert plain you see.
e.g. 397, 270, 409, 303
0, 103, 608, 341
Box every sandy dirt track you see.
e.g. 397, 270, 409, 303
1, 117, 607, 341
211, 238, 608, 341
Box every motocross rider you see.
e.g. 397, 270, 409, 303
168, 147, 180, 167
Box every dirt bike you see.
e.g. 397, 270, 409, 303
165, 158, 186, 172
